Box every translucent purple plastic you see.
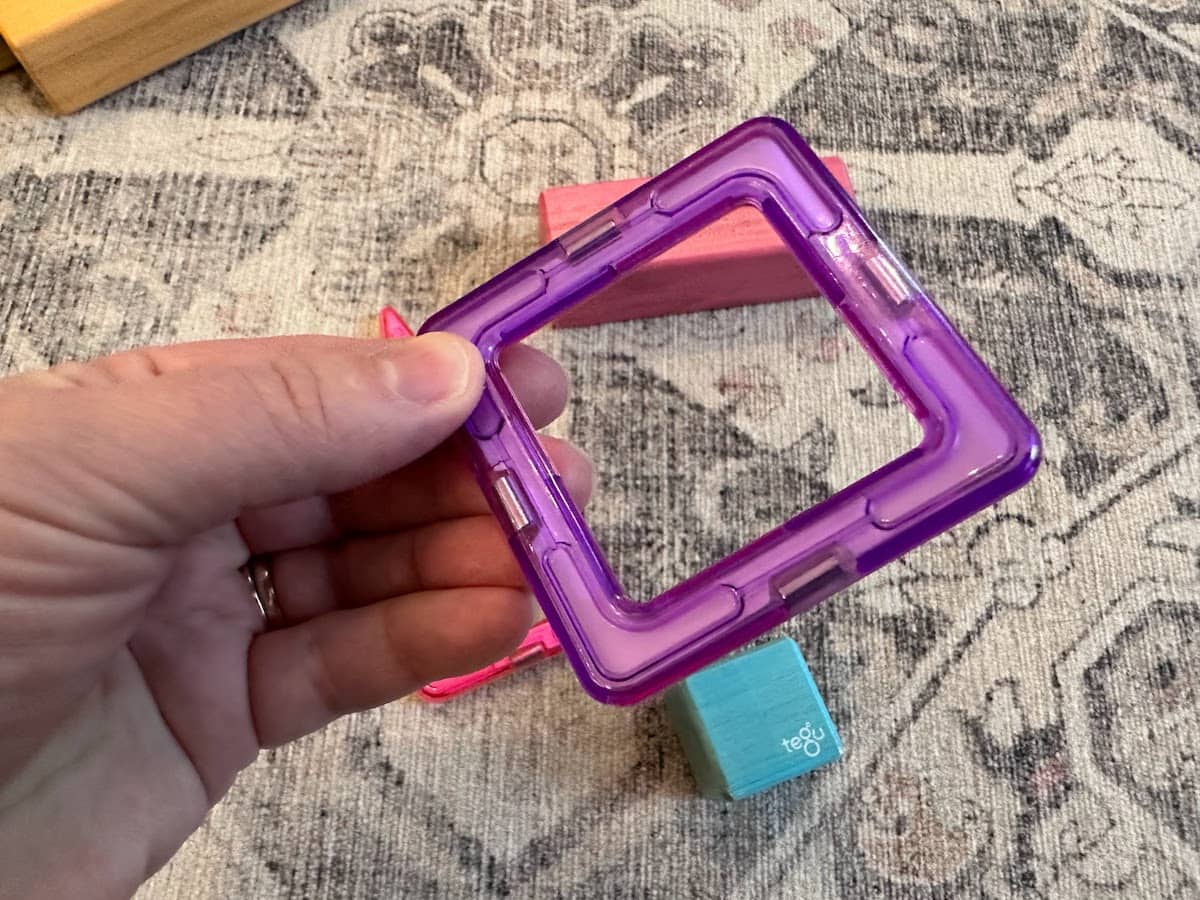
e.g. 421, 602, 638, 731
421, 118, 1040, 705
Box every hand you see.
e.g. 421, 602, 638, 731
0, 333, 591, 899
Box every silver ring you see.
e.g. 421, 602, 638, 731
241, 558, 285, 630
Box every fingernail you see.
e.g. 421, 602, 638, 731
381, 334, 475, 404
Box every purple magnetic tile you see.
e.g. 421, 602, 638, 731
422, 118, 1040, 705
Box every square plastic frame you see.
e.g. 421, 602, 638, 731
422, 118, 1040, 705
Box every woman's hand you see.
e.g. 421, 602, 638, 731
0, 333, 590, 899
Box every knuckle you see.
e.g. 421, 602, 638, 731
306, 630, 345, 718
31, 360, 109, 389
18, 348, 170, 392
251, 357, 337, 446
98, 348, 169, 381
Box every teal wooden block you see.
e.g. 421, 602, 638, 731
664, 637, 842, 800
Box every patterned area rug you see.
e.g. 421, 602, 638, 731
3, 1, 1199, 897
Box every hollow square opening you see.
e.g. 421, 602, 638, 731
542, 205, 924, 602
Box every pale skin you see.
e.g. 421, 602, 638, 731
0, 332, 592, 899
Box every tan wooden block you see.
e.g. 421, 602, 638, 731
0, 0, 304, 114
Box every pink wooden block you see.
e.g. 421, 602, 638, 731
537, 157, 854, 327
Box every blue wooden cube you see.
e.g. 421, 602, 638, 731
664, 637, 842, 800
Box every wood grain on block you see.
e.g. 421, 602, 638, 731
0, 0, 304, 114
537, 157, 854, 327
663, 637, 842, 801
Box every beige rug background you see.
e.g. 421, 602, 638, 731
2, 1, 1199, 896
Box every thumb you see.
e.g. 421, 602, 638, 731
2, 333, 484, 546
